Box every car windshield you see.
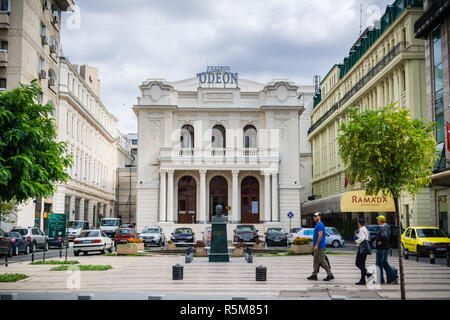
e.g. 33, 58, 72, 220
101, 220, 119, 226
68, 221, 84, 229
268, 228, 284, 234
416, 229, 447, 238
117, 229, 132, 234
142, 228, 159, 233
237, 226, 255, 232
11, 229, 27, 235
290, 228, 301, 233
6, 232, 19, 238
78, 231, 100, 238
174, 228, 192, 234
326, 228, 339, 235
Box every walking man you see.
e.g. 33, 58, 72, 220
307, 212, 334, 281
375, 215, 398, 284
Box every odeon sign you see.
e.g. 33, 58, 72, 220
197, 66, 238, 86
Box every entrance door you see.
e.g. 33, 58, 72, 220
241, 176, 260, 223
178, 176, 196, 224
209, 176, 228, 222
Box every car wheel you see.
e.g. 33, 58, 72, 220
8, 245, 13, 257
83, 251, 88, 256
44, 242, 49, 251
24, 244, 30, 255
14, 246, 19, 256
108, 244, 113, 253
31, 242, 36, 253
101, 245, 106, 254
60, 241, 65, 249
332, 240, 340, 248
74, 251, 80, 256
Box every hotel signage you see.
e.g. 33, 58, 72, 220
340, 190, 395, 212
197, 66, 238, 87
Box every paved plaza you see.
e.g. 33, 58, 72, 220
1, 252, 450, 300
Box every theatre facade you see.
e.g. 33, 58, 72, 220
133, 67, 310, 235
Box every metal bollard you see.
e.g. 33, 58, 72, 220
172, 264, 183, 280
430, 249, 435, 265
31, 253, 34, 263
5, 254, 8, 267
60, 249, 62, 258
416, 249, 419, 262
256, 265, 267, 281
404, 248, 408, 260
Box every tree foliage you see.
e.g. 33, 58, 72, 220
0, 199, 18, 223
0, 80, 72, 203
337, 103, 437, 199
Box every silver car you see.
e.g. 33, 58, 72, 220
139, 226, 165, 247
10, 227, 48, 253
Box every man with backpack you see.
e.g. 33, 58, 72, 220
375, 215, 398, 284
307, 212, 334, 281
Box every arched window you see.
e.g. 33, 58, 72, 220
243, 125, 257, 148
48, 68, 57, 87
180, 125, 194, 148
212, 125, 226, 148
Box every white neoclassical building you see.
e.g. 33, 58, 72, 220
134, 67, 313, 237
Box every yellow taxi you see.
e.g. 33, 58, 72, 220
401, 227, 450, 257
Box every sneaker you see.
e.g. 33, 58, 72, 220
323, 275, 334, 281
307, 275, 318, 281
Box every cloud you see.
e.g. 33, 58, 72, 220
61, 0, 394, 133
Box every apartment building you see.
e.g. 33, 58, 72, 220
303, 0, 428, 230
1, 0, 74, 229
415, 0, 450, 234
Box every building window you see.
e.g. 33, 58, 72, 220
243, 125, 257, 148
0, 0, 10, 12
50, 36, 58, 54
39, 56, 45, 72
0, 78, 6, 90
180, 125, 194, 148
212, 125, 226, 148
48, 68, 57, 87
51, 3, 60, 24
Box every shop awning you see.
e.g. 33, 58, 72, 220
340, 190, 395, 212
301, 193, 344, 215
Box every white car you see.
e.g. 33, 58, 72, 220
139, 226, 166, 247
73, 230, 114, 256
289, 227, 345, 248
288, 228, 302, 245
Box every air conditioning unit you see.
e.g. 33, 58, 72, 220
41, 35, 48, 45
43, 0, 49, 10
39, 70, 47, 79
48, 77, 56, 87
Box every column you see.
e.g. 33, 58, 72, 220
232, 170, 239, 223
263, 171, 271, 223
393, 70, 399, 101
271, 172, 279, 222
199, 169, 207, 223
159, 171, 167, 222
167, 170, 174, 222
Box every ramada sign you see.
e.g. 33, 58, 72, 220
341, 190, 395, 212
351, 195, 389, 204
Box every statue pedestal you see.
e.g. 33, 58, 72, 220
208, 222, 229, 262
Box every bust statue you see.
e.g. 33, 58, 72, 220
212, 204, 227, 222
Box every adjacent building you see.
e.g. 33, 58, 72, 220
1, 0, 75, 229
133, 68, 314, 237
303, 0, 428, 231
414, 0, 450, 234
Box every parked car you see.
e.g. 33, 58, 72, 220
401, 227, 450, 257
233, 225, 259, 243
10, 227, 48, 252
139, 226, 166, 247
355, 224, 402, 249
265, 228, 288, 247
170, 228, 195, 245
99, 218, 122, 239
68, 220, 90, 242
6, 231, 29, 255
288, 227, 302, 245
325, 229, 345, 248
114, 228, 137, 245
202, 226, 212, 246
73, 230, 114, 256
0, 228, 13, 257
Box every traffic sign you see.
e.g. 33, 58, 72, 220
287, 211, 294, 219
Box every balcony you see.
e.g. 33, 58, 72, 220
0, 49, 6, 67
0, 13, 9, 29
158, 147, 280, 169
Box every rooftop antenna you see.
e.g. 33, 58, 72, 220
359, 0, 364, 35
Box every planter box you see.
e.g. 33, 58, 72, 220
167, 243, 176, 250
117, 243, 139, 255
232, 247, 244, 257
253, 242, 263, 249
290, 243, 313, 255
195, 247, 207, 257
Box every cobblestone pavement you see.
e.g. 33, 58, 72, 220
1, 253, 449, 300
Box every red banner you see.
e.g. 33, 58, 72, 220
447, 122, 450, 152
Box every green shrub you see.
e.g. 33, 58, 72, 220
30, 260, 78, 265
0, 273, 28, 282
50, 265, 112, 271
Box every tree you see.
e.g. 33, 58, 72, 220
0, 199, 18, 223
0, 80, 72, 205
337, 103, 437, 300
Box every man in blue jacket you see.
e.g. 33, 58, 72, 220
307, 212, 334, 281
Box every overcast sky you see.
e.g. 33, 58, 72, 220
60, 0, 393, 134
